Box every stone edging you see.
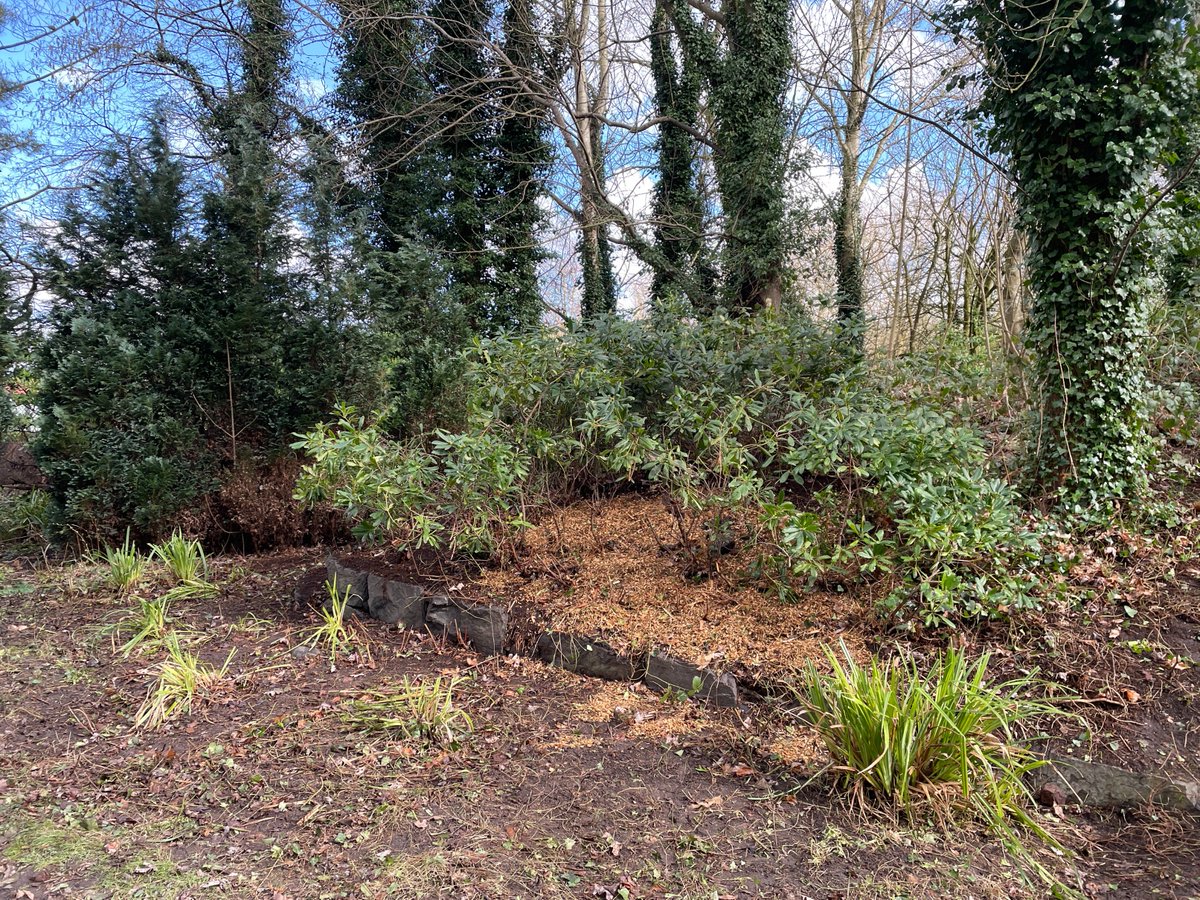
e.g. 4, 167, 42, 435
1037, 758, 1200, 813
321, 556, 740, 707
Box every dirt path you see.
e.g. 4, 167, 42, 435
1, 553, 1197, 899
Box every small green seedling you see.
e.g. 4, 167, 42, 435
661, 675, 704, 704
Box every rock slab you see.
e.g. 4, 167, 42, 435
1042, 758, 1200, 812
536, 632, 644, 682
325, 558, 370, 617
367, 573, 426, 628
644, 652, 739, 707
425, 595, 509, 656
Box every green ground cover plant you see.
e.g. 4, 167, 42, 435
297, 313, 1042, 627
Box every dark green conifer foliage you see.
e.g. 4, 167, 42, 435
290, 127, 390, 416
297, 130, 351, 323
33, 1, 369, 539
335, 0, 441, 251
0, 261, 31, 438
1163, 117, 1200, 303
35, 129, 215, 537
666, 0, 789, 311
336, 0, 545, 425
336, 0, 468, 429
200, 0, 305, 444
949, 0, 1199, 508
492, 0, 553, 329
648, 2, 713, 311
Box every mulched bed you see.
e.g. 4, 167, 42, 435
332, 495, 1200, 789
337, 496, 874, 685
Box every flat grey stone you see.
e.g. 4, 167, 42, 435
325, 558, 369, 615
424, 595, 508, 656
535, 632, 643, 682
290, 644, 316, 660
293, 582, 318, 606
1041, 758, 1200, 812
368, 574, 426, 628
644, 652, 739, 707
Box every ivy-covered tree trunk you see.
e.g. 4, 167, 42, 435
833, 0, 868, 342
578, 130, 618, 319
951, 0, 1198, 508
493, 0, 552, 329
667, 0, 789, 312
428, 0, 505, 334
335, 0, 437, 252
833, 173, 865, 335
334, 0, 505, 424
648, 1, 713, 312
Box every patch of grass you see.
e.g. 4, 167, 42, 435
2, 812, 204, 897
57, 660, 91, 684
343, 675, 474, 747
227, 563, 251, 580
228, 613, 273, 634
374, 851, 455, 894
0, 578, 36, 598
796, 643, 1065, 886
98, 529, 148, 593
109, 596, 172, 657
134, 632, 233, 730
3, 810, 107, 869
301, 576, 367, 665
149, 529, 208, 584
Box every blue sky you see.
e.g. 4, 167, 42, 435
0, 0, 341, 223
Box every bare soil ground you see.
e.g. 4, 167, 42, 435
1, 524, 1199, 899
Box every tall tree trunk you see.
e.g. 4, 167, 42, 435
574, 0, 616, 317
833, 0, 869, 344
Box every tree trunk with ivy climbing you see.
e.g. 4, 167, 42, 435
949, 0, 1199, 510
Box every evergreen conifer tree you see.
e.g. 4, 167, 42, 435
35, 127, 214, 537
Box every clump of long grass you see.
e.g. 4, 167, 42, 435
796, 643, 1064, 882
133, 632, 233, 730
111, 596, 172, 657
150, 530, 217, 598
0, 488, 48, 546
342, 675, 474, 748
159, 580, 219, 601
99, 529, 148, 593
300, 577, 367, 665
